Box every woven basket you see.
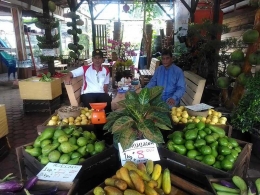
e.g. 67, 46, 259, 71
58, 106, 81, 119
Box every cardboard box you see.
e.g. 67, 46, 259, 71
0, 104, 8, 138
19, 77, 62, 100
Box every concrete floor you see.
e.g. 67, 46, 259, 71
0, 72, 260, 181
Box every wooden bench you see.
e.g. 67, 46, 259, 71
139, 58, 160, 87
54, 60, 67, 70
181, 71, 206, 106
64, 76, 83, 106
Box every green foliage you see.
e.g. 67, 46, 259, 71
103, 86, 172, 151
231, 72, 260, 135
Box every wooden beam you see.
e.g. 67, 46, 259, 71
179, 0, 191, 13
156, 1, 172, 20
88, 0, 96, 50
75, 0, 86, 11
94, 2, 111, 20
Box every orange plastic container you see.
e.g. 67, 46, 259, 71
90, 103, 107, 124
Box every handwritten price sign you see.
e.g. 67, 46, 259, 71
118, 139, 160, 165
37, 163, 82, 182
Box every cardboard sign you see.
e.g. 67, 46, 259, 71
37, 162, 82, 182
185, 103, 214, 111
118, 139, 160, 165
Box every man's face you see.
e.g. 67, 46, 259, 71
161, 55, 173, 67
92, 55, 103, 65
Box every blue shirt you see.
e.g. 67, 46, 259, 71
146, 64, 186, 106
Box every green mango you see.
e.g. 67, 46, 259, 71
72, 130, 81, 137
64, 127, 74, 135
67, 157, 80, 165
39, 127, 55, 141
26, 145, 33, 149
86, 143, 94, 153
33, 135, 42, 148
69, 136, 77, 145
90, 131, 97, 141
40, 139, 52, 148
42, 143, 60, 156
173, 145, 187, 155
41, 156, 50, 165
58, 135, 69, 143
59, 154, 70, 164
71, 151, 82, 159
60, 141, 78, 153
53, 129, 66, 140
78, 158, 85, 164
25, 147, 42, 157
77, 146, 87, 156
83, 131, 91, 140
184, 129, 198, 140
185, 141, 195, 150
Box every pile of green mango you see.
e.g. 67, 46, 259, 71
25, 126, 106, 165
166, 122, 242, 171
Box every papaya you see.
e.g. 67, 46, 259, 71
104, 186, 123, 195
119, 167, 135, 189
151, 164, 162, 181
124, 189, 144, 195
129, 170, 145, 193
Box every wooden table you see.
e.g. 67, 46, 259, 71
111, 85, 141, 110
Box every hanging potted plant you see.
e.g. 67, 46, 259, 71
230, 71, 260, 159
103, 86, 172, 151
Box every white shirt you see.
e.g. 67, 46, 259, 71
71, 65, 110, 94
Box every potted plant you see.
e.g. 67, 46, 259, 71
230, 71, 260, 158
103, 86, 172, 150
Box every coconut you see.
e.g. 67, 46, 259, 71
237, 73, 251, 86
249, 53, 258, 64
48, 1, 56, 12
242, 29, 259, 44
227, 64, 242, 77
217, 77, 230, 89
230, 49, 244, 61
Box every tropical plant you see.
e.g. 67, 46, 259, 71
103, 86, 172, 151
231, 72, 260, 136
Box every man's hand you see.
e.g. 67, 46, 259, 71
166, 98, 175, 107
64, 72, 72, 85
103, 84, 109, 93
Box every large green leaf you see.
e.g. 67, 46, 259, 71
138, 88, 150, 105
150, 97, 170, 112
103, 119, 115, 131
146, 112, 172, 128
137, 119, 164, 144
125, 99, 143, 121
106, 111, 125, 121
112, 116, 135, 133
125, 91, 139, 101
155, 122, 171, 130
114, 128, 137, 151
117, 100, 126, 108
149, 86, 164, 100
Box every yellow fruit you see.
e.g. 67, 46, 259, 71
172, 117, 179, 123
124, 189, 144, 195
62, 118, 69, 124
68, 122, 74, 125
84, 107, 89, 111
137, 163, 147, 173
181, 118, 188, 123
80, 114, 85, 118
146, 160, 154, 175
181, 112, 189, 118
176, 112, 182, 117
147, 180, 158, 188
191, 116, 196, 119
220, 117, 227, 121
219, 119, 226, 124
179, 106, 185, 111
211, 117, 218, 123
208, 109, 212, 115
119, 167, 135, 189
104, 186, 123, 195
156, 173, 163, 189
210, 121, 216, 125
205, 119, 211, 123
129, 170, 145, 193
81, 120, 87, 125
93, 186, 105, 195
51, 116, 59, 121
57, 121, 61, 125
162, 168, 171, 194
151, 164, 162, 181
81, 115, 87, 120
193, 118, 200, 123
176, 108, 182, 112
76, 116, 82, 121
201, 117, 207, 122
171, 107, 177, 111
218, 112, 222, 117
144, 183, 158, 195
212, 111, 219, 117
171, 110, 177, 115
75, 122, 81, 125
68, 117, 74, 122
48, 120, 57, 126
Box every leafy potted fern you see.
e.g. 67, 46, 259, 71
231, 71, 260, 159
103, 86, 172, 150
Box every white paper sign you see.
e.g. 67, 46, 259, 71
118, 139, 160, 165
185, 103, 214, 111
42, 49, 55, 56
37, 162, 82, 182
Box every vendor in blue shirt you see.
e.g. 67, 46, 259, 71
146, 49, 186, 108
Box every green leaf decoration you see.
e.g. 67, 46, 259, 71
112, 116, 135, 133
125, 99, 143, 121
137, 119, 164, 143
138, 88, 150, 105
106, 111, 124, 121
149, 86, 164, 100
103, 119, 115, 131
120, 129, 137, 151
117, 100, 126, 108
150, 97, 169, 112
146, 112, 172, 128
125, 91, 139, 101
155, 122, 171, 130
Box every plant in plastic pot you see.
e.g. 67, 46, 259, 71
231, 72, 260, 158
103, 86, 172, 151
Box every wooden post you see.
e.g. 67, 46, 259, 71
145, 24, 153, 68
113, 22, 121, 41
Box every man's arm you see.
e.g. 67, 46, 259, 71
145, 68, 159, 88
171, 70, 186, 104
103, 71, 110, 93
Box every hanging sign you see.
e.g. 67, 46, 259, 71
37, 162, 82, 182
42, 49, 55, 56
118, 139, 160, 165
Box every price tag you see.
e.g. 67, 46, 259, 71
42, 49, 55, 56
37, 162, 82, 182
185, 103, 214, 111
118, 139, 160, 165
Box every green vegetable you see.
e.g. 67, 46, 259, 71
25, 147, 42, 157
173, 145, 187, 155
184, 129, 198, 140
216, 192, 239, 195
232, 176, 247, 195
207, 125, 225, 137
255, 178, 260, 195
212, 183, 240, 193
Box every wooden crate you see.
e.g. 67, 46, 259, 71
16, 142, 117, 180
85, 158, 213, 195
206, 176, 258, 195
158, 139, 252, 185
19, 77, 62, 100
0, 104, 8, 138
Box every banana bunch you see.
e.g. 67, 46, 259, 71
93, 160, 172, 195
47, 107, 93, 126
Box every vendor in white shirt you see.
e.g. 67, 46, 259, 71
64, 49, 112, 113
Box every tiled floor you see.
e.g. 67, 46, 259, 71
0, 72, 260, 181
